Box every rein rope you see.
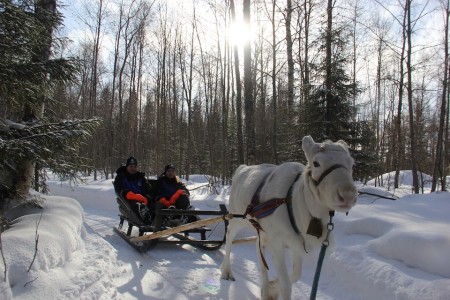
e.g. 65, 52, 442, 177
310, 211, 335, 300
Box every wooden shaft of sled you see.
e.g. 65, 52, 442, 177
130, 214, 234, 242
232, 236, 257, 244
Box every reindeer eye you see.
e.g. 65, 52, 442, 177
313, 161, 320, 168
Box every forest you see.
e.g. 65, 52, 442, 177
0, 0, 449, 205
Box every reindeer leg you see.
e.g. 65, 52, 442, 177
256, 237, 273, 300
220, 218, 245, 281
289, 239, 304, 283
269, 242, 291, 300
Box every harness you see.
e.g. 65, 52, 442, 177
309, 164, 346, 186
243, 163, 347, 269
244, 172, 301, 227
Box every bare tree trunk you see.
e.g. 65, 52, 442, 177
109, 4, 124, 169
89, 0, 104, 181
285, 0, 294, 113
155, 56, 162, 168
351, 2, 358, 126
195, 14, 215, 175
255, 28, 268, 163
350, 0, 364, 144
118, 5, 142, 156
160, 41, 167, 163
270, 0, 278, 164
300, 0, 313, 138
230, 0, 245, 165
394, 2, 408, 188
324, 0, 334, 137
137, 23, 145, 161
405, 0, 419, 193
186, 21, 195, 181
243, 0, 255, 165
128, 40, 138, 156
172, 32, 183, 175
372, 17, 389, 167
222, 21, 229, 182
375, 35, 382, 154
156, 8, 169, 165
432, 0, 449, 192
445, 70, 450, 190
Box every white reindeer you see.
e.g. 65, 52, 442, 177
220, 135, 358, 300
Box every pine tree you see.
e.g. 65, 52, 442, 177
302, 0, 377, 180
305, 24, 357, 142
0, 0, 100, 209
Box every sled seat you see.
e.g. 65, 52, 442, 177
116, 193, 207, 236
116, 194, 151, 236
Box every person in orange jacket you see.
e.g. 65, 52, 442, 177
155, 164, 190, 210
113, 156, 155, 224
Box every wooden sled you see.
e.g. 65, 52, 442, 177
113, 196, 230, 252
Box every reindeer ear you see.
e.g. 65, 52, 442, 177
302, 136, 314, 152
302, 135, 317, 162
336, 140, 349, 150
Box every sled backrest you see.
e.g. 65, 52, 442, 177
115, 194, 146, 226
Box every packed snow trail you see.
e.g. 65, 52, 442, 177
3, 174, 448, 299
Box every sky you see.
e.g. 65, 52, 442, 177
0, 171, 449, 299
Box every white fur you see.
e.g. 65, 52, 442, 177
220, 136, 358, 300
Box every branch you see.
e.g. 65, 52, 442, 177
0, 232, 6, 282
188, 178, 219, 195
189, 183, 211, 191
24, 276, 38, 287
27, 213, 42, 272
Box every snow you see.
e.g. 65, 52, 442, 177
1, 171, 449, 299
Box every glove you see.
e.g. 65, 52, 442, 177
159, 189, 186, 208
170, 189, 185, 203
126, 191, 148, 205
159, 197, 172, 208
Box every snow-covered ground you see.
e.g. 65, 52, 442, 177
1, 171, 449, 299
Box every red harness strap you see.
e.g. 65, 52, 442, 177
243, 213, 269, 269
247, 198, 287, 219
244, 198, 288, 270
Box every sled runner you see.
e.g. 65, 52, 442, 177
113, 193, 230, 252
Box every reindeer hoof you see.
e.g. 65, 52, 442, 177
221, 274, 236, 281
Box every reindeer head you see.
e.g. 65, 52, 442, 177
302, 135, 357, 212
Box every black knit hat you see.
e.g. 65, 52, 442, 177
126, 156, 138, 167
164, 164, 175, 172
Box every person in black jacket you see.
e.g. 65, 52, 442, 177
113, 156, 155, 224
155, 164, 190, 210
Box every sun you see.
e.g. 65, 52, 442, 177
227, 20, 255, 47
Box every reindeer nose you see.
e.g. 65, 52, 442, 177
339, 185, 358, 205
